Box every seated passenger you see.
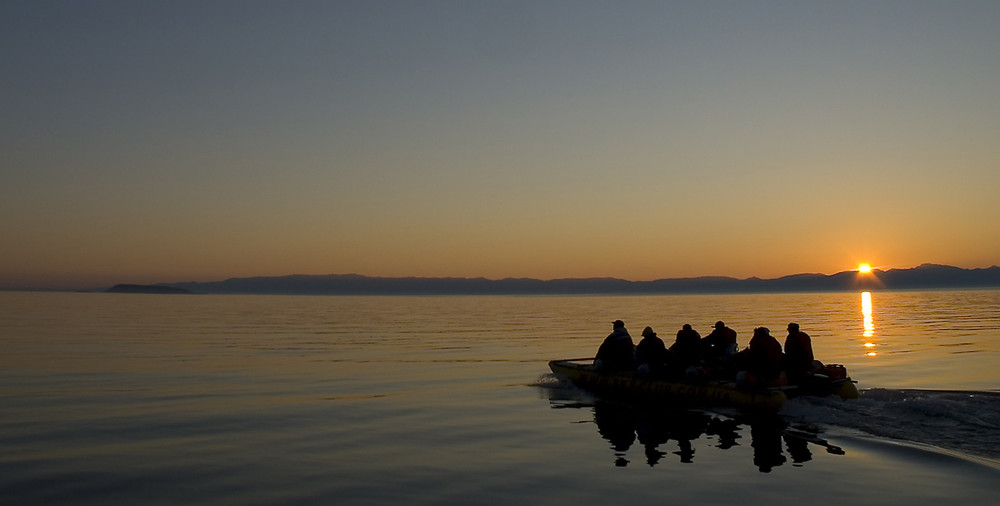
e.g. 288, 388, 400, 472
736, 327, 786, 388
701, 320, 738, 362
594, 320, 635, 373
669, 324, 702, 379
635, 326, 668, 378
783, 323, 821, 382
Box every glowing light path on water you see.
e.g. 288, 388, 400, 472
861, 291, 877, 356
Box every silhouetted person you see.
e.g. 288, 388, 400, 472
669, 324, 701, 378
635, 326, 668, 378
594, 320, 634, 373
736, 327, 786, 387
701, 320, 738, 362
783, 322, 818, 382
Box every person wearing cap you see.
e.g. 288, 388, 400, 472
635, 326, 668, 378
594, 320, 635, 372
701, 320, 738, 362
783, 323, 819, 382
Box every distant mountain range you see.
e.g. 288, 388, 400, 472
125, 264, 1000, 295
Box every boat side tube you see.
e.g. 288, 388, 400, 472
549, 360, 787, 412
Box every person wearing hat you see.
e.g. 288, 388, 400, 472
594, 320, 635, 372
701, 320, 738, 362
635, 326, 668, 378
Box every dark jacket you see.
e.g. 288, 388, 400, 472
670, 327, 702, 370
784, 330, 814, 374
596, 328, 635, 372
701, 326, 737, 359
744, 329, 783, 381
635, 334, 668, 370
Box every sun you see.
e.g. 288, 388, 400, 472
858, 263, 872, 274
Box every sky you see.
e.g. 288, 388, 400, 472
2, 1, 999, 290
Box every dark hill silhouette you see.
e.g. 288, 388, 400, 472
106, 284, 193, 294
158, 264, 1000, 295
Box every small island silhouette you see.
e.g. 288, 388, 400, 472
122, 263, 1000, 295
106, 284, 194, 295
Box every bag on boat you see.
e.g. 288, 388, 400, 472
821, 364, 847, 379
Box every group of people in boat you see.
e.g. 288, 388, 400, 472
594, 319, 823, 387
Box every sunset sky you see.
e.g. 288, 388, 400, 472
3, 1, 999, 290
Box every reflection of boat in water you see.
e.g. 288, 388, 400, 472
549, 358, 859, 412
551, 396, 844, 472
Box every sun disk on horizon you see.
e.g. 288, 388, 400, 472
858, 263, 872, 273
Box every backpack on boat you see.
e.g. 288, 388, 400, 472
821, 364, 847, 379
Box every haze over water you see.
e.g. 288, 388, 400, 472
2, 289, 998, 505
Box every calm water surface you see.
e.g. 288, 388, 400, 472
2, 290, 999, 505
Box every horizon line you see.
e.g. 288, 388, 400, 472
177, 262, 997, 283
3, 262, 999, 293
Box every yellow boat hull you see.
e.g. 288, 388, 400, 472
549, 359, 788, 412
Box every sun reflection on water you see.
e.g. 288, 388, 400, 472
861, 291, 877, 356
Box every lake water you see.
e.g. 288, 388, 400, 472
2, 290, 999, 505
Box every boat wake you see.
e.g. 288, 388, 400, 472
780, 388, 1000, 463
535, 373, 1000, 467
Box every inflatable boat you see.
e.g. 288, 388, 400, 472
549, 358, 858, 412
